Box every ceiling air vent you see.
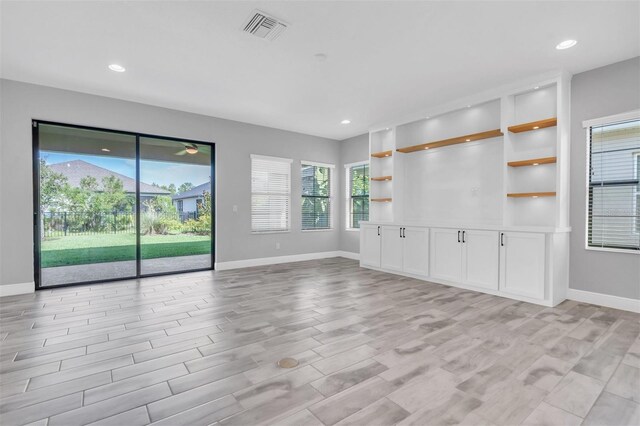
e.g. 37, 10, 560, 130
242, 10, 287, 41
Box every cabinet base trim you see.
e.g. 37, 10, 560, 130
360, 264, 557, 307
567, 289, 640, 313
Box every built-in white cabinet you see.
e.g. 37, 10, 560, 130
381, 225, 429, 276
499, 231, 546, 299
360, 224, 381, 268
361, 223, 558, 306
430, 228, 463, 282
430, 228, 499, 290
402, 227, 430, 276
381, 226, 403, 272
462, 230, 500, 290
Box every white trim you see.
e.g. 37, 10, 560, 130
250, 154, 293, 163
0, 282, 35, 297
301, 160, 335, 169
583, 109, 640, 128
215, 251, 356, 270
344, 160, 369, 168
567, 288, 640, 313
585, 246, 640, 255
337, 251, 360, 260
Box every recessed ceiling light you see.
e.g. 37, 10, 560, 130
341, 119, 351, 125
425, 116, 430, 119
465, 139, 471, 142
533, 163, 539, 166
108, 64, 126, 72
533, 126, 539, 130
534, 86, 540, 90
101, 148, 110, 152
532, 195, 539, 198
466, 105, 471, 108
424, 147, 429, 150
556, 39, 577, 50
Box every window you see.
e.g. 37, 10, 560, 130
251, 155, 292, 232
586, 116, 640, 251
346, 162, 369, 229
301, 161, 334, 230
176, 200, 183, 212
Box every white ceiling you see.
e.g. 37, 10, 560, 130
1, 1, 639, 140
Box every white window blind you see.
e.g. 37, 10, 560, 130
251, 155, 291, 232
587, 118, 640, 251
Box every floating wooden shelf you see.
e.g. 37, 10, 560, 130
396, 129, 503, 153
371, 150, 393, 158
371, 176, 392, 181
507, 192, 556, 198
507, 156, 557, 167
508, 117, 557, 133
371, 198, 392, 202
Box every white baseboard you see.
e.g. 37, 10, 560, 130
216, 251, 358, 271
0, 281, 35, 297
567, 288, 640, 313
336, 251, 359, 260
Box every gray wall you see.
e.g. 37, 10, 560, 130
338, 133, 369, 254
0, 79, 341, 288
569, 57, 640, 300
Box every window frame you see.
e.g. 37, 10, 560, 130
251, 154, 292, 234
583, 110, 640, 254
301, 160, 335, 231
345, 160, 370, 231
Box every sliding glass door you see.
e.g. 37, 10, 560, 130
34, 122, 214, 288
139, 137, 212, 275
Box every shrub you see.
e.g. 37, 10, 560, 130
183, 214, 210, 235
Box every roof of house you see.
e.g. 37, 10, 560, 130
172, 182, 211, 200
49, 160, 170, 195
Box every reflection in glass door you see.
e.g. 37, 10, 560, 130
34, 122, 214, 288
36, 123, 137, 287
139, 137, 212, 275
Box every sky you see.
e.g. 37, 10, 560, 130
42, 152, 211, 188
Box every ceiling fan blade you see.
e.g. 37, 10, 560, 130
175, 149, 188, 156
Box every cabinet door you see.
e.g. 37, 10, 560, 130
381, 226, 403, 272
462, 230, 499, 290
360, 225, 381, 268
430, 228, 462, 282
499, 232, 545, 299
403, 227, 429, 277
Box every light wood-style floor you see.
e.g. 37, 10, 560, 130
1, 258, 639, 426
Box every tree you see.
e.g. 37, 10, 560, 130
93, 175, 134, 212
178, 182, 194, 194
39, 160, 69, 212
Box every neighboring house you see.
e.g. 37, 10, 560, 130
49, 159, 170, 202
172, 182, 210, 216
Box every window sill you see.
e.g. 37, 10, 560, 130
345, 228, 360, 232
252, 230, 291, 235
585, 246, 640, 255
301, 228, 334, 233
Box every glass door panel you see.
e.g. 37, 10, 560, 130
37, 124, 137, 287
139, 137, 212, 275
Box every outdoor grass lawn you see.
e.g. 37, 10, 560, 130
41, 233, 211, 267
